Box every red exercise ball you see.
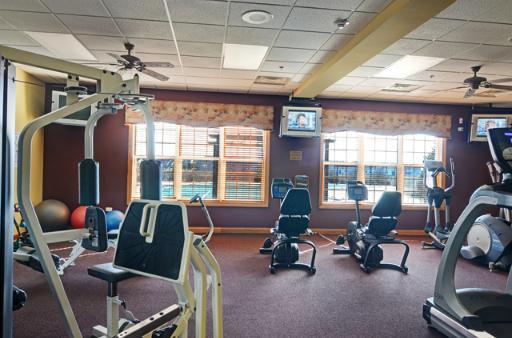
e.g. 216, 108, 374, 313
70, 206, 88, 229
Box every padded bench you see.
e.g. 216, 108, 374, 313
88, 263, 135, 297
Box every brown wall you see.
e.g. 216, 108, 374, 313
43, 86, 494, 230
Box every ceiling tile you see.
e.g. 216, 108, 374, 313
187, 76, 253, 87
275, 30, 330, 49
440, 22, 512, 45
0, 11, 67, 33
413, 41, 478, 58
359, 78, 398, 87
406, 18, 465, 40
228, 0, 293, 5
79, 35, 176, 54
475, 0, 512, 24
42, 0, 109, 16
167, 0, 227, 26
310, 50, 334, 63
296, 0, 363, 11
291, 73, 308, 82
358, 0, 392, 13
258, 71, 295, 78
362, 54, 402, 67
325, 83, 352, 92
381, 38, 430, 55
407, 70, 469, 83
181, 56, 220, 68
178, 41, 222, 58
0, 0, 49, 12
266, 47, 315, 62
284, 7, 350, 32
436, 0, 496, 20
320, 33, 352, 51
57, 15, 121, 36
229, 2, 290, 29
478, 62, 512, 76
0, 30, 38, 46
174, 23, 225, 43
341, 12, 376, 35
115, 19, 172, 39
335, 76, 366, 86
346, 86, 380, 94
0, 18, 11, 30
454, 45, 512, 62
220, 69, 258, 80
147, 66, 182, 77
226, 26, 278, 46
182, 67, 220, 78
297, 63, 321, 74
347, 66, 383, 77
261, 61, 303, 73
430, 59, 481, 73
103, 0, 167, 20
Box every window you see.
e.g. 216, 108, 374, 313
321, 131, 443, 206
130, 123, 269, 206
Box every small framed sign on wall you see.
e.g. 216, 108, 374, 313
289, 150, 302, 161
469, 113, 511, 142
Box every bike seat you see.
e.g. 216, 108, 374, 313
88, 263, 135, 283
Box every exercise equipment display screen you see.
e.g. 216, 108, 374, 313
287, 110, 317, 131
476, 117, 507, 137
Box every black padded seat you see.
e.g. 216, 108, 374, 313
88, 263, 135, 283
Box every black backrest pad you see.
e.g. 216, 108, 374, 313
371, 191, 401, 217
79, 159, 99, 206
280, 188, 312, 215
140, 160, 162, 200
114, 202, 185, 281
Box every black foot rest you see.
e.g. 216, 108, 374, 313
88, 263, 135, 283
107, 229, 119, 240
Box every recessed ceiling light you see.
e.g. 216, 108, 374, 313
223, 43, 268, 70
375, 55, 444, 79
24, 31, 96, 61
242, 10, 273, 25
334, 18, 350, 30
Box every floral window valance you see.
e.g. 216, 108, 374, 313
125, 100, 274, 130
322, 109, 452, 138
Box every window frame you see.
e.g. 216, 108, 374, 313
127, 124, 270, 208
319, 132, 445, 210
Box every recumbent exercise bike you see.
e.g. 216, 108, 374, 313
333, 181, 409, 273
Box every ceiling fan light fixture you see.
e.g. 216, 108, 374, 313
242, 10, 273, 25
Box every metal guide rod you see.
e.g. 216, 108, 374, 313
133, 103, 156, 160
84, 107, 116, 159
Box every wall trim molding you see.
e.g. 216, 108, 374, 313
189, 227, 428, 237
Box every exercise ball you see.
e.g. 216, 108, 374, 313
70, 206, 88, 229
34, 199, 70, 232
106, 210, 124, 231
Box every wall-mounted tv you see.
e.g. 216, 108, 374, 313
50, 90, 96, 127
469, 113, 511, 142
279, 106, 322, 138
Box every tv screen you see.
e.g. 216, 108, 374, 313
476, 117, 507, 137
287, 109, 317, 132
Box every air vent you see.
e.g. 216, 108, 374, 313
381, 83, 422, 93
254, 76, 289, 85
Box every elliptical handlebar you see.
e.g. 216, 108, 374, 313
189, 192, 214, 243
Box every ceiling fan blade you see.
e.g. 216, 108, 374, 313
464, 88, 475, 98
142, 61, 175, 68
107, 52, 128, 64
490, 77, 512, 84
140, 68, 169, 81
488, 84, 512, 91
448, 86, 467, 90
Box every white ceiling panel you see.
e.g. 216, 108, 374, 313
182, 67, 220, 78
335, 76, 366, 86
358, 0, 392, 13
440, 22, 512, 45
229, 0, 293, 5
275, 30, 330, 49
220, 69, 258, 80
78, 35, 176, 54
0, 0, 49, 12
174, 23, 225, 43
0, 18, 11, 30
325, 83, 352, 92
181, 56, 220, 69
347, 66, 383, 77
0, 11, 67, 33
407, 70, 469, 83
0, 30, 38, 46
346, 86, 380, 94
341, 12, 376, 35
57, 15, 120, 36
258, 71, 295, 78
187, 76, 253, 87
430, 59, 481, 73
475, 0, 512, 24
178, 41, 222, 58
320, 33, 353, 51
115, 19, 172, 39
167, 0, 227, 26
103, 0, 167, 21
478, 62, 512, 76
298, 63, 321, 74
454, 45, 512, 62
362, 54, 402, 67
406, 18, 465, 40
296, 0, 363, 11
226, 26, 278, 46
436, 0, 497, 20
359, 78, 401, 87
261, 61, 304, 73
310, 50, 333, 63
284, 7, 350, 32
381, 38, 431, 55
229, 2, 290, 29
41, 0, 109, 16
413, 41, 477, 59
266, 47, 316, 62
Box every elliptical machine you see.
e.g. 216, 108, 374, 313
422, 158, 455, 250
461, 161, 512, 271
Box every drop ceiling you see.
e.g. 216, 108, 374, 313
1, 0, 512, 105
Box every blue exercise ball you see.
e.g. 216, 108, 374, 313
106, 210, 124, 231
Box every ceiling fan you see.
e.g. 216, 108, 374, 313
455, 65, 512, 98
106, 42, 174, 81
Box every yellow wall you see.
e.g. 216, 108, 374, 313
14, 68, 45, 205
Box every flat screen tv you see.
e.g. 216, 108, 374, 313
50, 90, 96, 127
279, 106, 322, 138
469, 113, 511, 142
